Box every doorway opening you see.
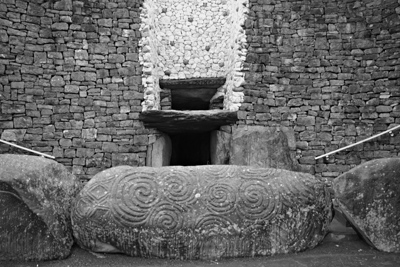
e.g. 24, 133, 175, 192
159, 77, 226, 111
171, 88, 217, 110
169, 132, 211, 166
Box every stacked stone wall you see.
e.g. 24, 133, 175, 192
1, 0, 400, 181
0, 0, 151, 180
240, 0, 400, 179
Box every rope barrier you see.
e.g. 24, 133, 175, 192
0, 139, 55, 159
315, 124, 400, 160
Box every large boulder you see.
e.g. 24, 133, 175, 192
0, 154, 80, 261
72, 165, 332, 260
332, 158, 400, 253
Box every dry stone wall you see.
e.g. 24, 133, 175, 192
0, 0, 150, 180
0, 0, 400, 181
239, 0, 400, 179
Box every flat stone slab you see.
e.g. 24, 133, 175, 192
72, 165, 332, 260
230, 126, 300, 171
0, 154, 80, 261
159, 77, 226, 90
333, 158, 400, 253
139, 110, 238, 133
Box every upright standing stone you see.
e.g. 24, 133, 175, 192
0, 154, 80, 261
230, 126, 300, 171
333, 158, 400, 253
146, 133, 172, 167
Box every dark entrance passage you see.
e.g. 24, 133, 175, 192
159, 77, 226, 111
170, 132, 211, 166
170, 88, 217, 110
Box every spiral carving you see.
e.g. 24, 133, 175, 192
72, 165, 332, 259
159, 168, 197, 205
200, 165, 238, 180
204, 182, 236, 214
195, 214, 235, 236
147, 202, 186, 234
237, 179, 277, 220
110, 169, 161, 227
240, 167, 277, 180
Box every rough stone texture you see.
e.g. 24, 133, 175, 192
210, 128, 232, 165
146, 133, 171, 167
0, 0, 147, 181
139, 110, 238, 133
71, 165, 332, 260
0, 154, 80, 261
332, 158, 400, 253
0, 0, 400, 181
159, 78, 226, 90
230, 126, 300, 171
239, 0, 400, 180
211, 126, 300, 171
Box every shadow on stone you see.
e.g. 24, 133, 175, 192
0, 154, 80, 261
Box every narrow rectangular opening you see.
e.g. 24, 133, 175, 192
170, 132, 211, 166
171, 88, 217, 110
159, 78, 226, 111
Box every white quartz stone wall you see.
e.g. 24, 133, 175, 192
139, 0, 161, 111
156, 0, 229, 79
140, 0, 248, 111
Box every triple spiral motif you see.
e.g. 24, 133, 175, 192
73, 165, 332, 259
83, 165, 311, 232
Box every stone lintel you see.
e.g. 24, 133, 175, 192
139, 110, 237, 133
159, 77, 226, 90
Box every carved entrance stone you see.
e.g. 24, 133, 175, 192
72, 165, 332, 260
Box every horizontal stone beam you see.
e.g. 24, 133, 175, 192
139, 110, 238, 133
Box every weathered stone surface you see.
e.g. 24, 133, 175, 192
332, 158, 400, 253
210, 129, 231, 164
139, 110, 238, 133
0, 154, 80, 261
146, 133, 172, 167
72, 165, 332, 260
50, 76, 65, 87
159, 78, 226, 90
230, 126, 300, 171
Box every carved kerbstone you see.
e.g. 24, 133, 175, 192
72, 165, 332, 260
333, 158, 400, 253
0, 154, 80, 261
